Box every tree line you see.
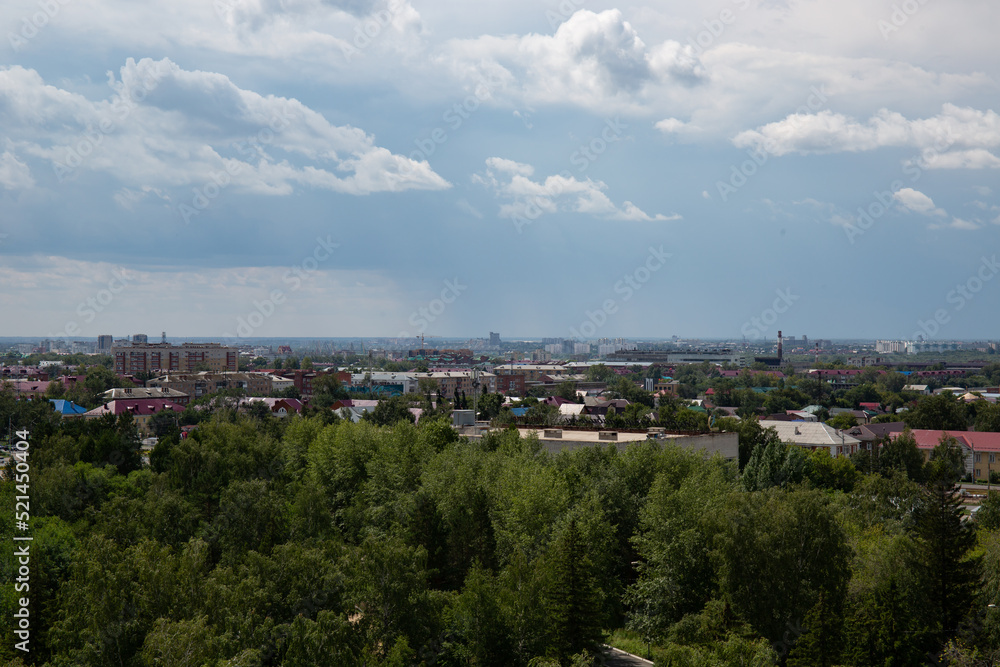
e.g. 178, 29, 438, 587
2, 386, 999, 666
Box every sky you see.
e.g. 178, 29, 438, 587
1, 0, 998, 343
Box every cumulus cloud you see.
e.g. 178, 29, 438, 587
440, 10, 705, 111
732, 104, 1000, 164
893, 188, 947, 216
0, 58, 450, 197
474, 157, 679, 223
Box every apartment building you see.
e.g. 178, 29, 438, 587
113, 338, 237, 374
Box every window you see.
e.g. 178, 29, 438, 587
976, 453, 982, 462
991, 453, 996, 463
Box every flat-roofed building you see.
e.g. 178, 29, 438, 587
102, 386, 190, 405
147, 371, 272, 399
113, 339, 237, 374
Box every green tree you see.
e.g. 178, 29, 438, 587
914, 471, 981, 650
975, 401, 1000, 432
903, 392, 969, 431
977, 491, 1000, 531
786, 588, 844, 667
826, 412, 858, 430
542, 518, 604, 664
740, 439, 811, 491
714, 489, 851, 645
364, 395, 416, 427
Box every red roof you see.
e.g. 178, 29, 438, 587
890, 429, 1000, 453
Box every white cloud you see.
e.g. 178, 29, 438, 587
654, 117, 691, 134
893, 188, 947, 217
0, 150, 34, 190
0, 58, 450, 196
440, 10, 695, 111
916, 148, 1000, 170
732, 104, 1000, 162
930, 218, 981, 231
474, 157, 678, 223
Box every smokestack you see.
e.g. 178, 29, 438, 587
777, 330, 783, 362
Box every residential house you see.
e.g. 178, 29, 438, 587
758, 419, 862, 457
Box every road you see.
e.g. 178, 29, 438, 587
600, 645, 654, 666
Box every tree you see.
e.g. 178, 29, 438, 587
542, 519, 604, 663
975, 401, 1000, 433
363, 395, 416, 427
826, 412, 858, 430
585, 364, 617, 383
977, 491, 1000, 531
914, 469, 981, 650
715, 489, 851, 646
904, 392, 969, 431
478, 392, 504, 421
740, 439, 810, 492
927, 435, 967, 485
786, 588, 844, 667
869, 429, 927, 482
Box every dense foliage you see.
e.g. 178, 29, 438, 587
2, 387, 999, 666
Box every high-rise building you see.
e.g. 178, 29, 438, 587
489, 332, 501, 347
112, 337, 237, 375
97, 335, 114, 352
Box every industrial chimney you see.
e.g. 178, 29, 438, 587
777, 331, 783, 362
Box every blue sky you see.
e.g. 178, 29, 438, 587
1, 0, 998, 341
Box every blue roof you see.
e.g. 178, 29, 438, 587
510, 407, 528, 417
49, 399, 88, 415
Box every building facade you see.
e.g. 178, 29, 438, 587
113, 340, 237, 374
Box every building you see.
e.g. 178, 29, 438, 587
489, 332, 501, 347
113, 338, 237, 375
497, 374, 525, 395
102, 386, 190, 405
272, 369, 350, 396
463, 427, 738, 459
83, 399, 184, 435
48, 399, 88, 416
147, 371, 273, 400
758, 420, 862, 457
350, 372, 418, 395
607, 349, 747, 367
891, 429, 1000, 481
495, 364, 567, 383
907, 341, 960, 355
410, 371, 497, 398
97, 334, 114, 353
